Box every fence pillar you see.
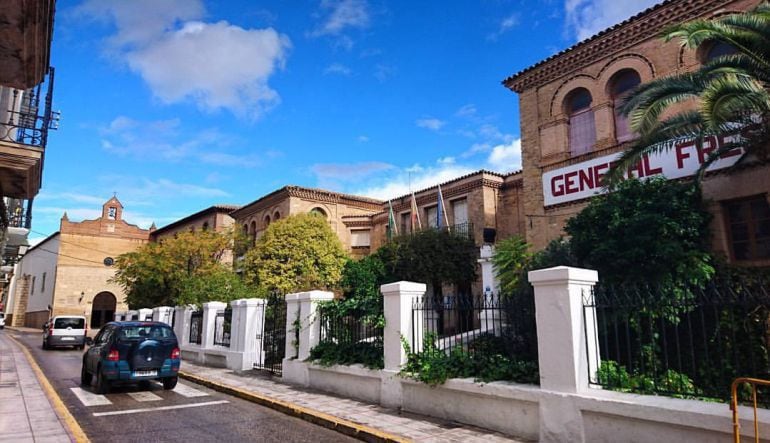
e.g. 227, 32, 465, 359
529, 266, 599, 443
381, 281, 426, 371
138, 308, 153, 321
201, 302, 226, 349
231, 298, 265, 370
114, 312, 124, 321
477, 244, 500, 294
152, 306, 173, 325
127, 310, 138, 321
174, 306, 191, 346
284, 291, 334, 361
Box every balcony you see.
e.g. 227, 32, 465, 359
0, 0, 56, 90
0, 69, 58, 199
387, 222, 475, 242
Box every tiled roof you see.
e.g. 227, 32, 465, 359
502, 0, 731, 92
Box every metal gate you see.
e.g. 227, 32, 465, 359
254, 292, 286, 375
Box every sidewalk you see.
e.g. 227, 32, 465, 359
0, 332, 74, 442
180, 361, 528, 442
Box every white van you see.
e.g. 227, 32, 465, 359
43, 316, 87, 349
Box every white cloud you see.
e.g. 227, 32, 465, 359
416, 118, 446, 131
374, 64, 396, 82
357, 135, 370, 142
355, 162, 477, 201
324, 63, 352, 76
76, 1, 290, 118
486, 139, 522, 172
565, 0, 658, 41
487, 13, 520, 40
311, 0, 370, 37
311, 161, 394, 189
99, 116, 265, 167
455, 104, 478, 118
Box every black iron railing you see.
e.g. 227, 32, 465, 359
387, 222, 474, 242
254, 291, 286, 375
213, 308, 232, 347
409, 290, 539, 383
0, 68, 59, 149
189, 311, 203, 345
312, 304, 384, 368
584, 278, 770, 403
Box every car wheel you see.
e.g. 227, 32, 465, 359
80, 364, 92, 386
162, 377, 178, 390
95, 366, 110, 395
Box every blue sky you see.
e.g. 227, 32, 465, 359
31, 0, 659, 242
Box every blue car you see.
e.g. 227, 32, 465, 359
81, 321, 181, 394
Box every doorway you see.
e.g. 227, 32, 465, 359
90, 292, 116, 328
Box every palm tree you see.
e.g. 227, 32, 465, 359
608, 2, 770, 183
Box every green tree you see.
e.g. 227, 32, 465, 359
565, 177, 714, 288
241, 213, 348, 293
112, 229, 244, 308
176, 266, 266, 307
373, 228, 477, 297
491, 235, 531, 296
609, 3, 770, 182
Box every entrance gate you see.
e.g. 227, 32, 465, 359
253, 292, 286, 375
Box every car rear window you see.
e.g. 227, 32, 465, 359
54, 318, 85, 329
118, 325, 174, 340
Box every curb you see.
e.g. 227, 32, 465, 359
8, 335, 91, 443
178, 371, 409, 443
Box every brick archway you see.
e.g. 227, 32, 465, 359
90, 291, 116, 328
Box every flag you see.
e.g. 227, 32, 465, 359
387, 200, 398, 239
410, 192, 422, 231
436, 184, 450, 229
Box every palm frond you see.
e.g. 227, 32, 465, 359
620, 74, 706, 133
700, 74, 770, 129
605, 111, 705, 185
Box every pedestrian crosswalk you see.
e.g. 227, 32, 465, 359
70, 382, 209, 407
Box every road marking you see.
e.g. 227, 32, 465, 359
127, 391, 163, 402
93, 400, 229, 417
172, 383, 209, 398
70, 387, 112, 406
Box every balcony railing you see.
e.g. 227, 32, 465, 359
6, 198, 31, 230
0, 67, 59, 149
387, 222, 474, 242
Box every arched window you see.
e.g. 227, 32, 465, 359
273, 211, 281, 221
202, 221, 209, 231
704, 41, 736, 62
310, 207, 327, 218
263, 215, 271, 228
565, 88, 596, 156
250, 221, 257, 244
609, 69, 641, 143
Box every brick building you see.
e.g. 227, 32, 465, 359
6, 197, 153, 327
503, 0, 770, 266
230, 186, 383, 259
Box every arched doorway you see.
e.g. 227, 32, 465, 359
91, 292, 116, 328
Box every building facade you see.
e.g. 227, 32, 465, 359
504, 0, 769, 266
0, 0, 59, 312
230, 186, 383, 258
6, 197, 152, 327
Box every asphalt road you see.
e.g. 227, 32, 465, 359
12, 330, 357, 443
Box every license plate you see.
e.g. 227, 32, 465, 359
61, 337, 74, 341
134, 370, 158, 377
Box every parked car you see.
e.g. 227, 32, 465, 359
0, 312, 5, 329
42, 316, 87, 349
81, 321, 180, 394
